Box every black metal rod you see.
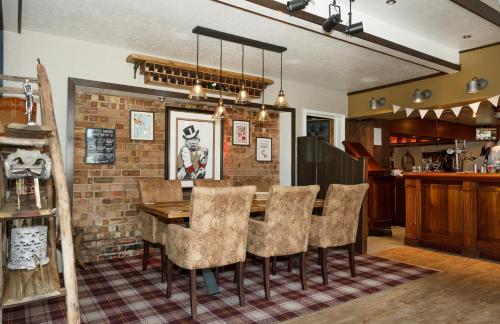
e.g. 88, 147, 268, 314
280, 52, 283, 90
219, 38, 222, 98
196, 34, 199, 78
193, 26, 287, 53
17, 0, 22, 33
261, 49, 265, 104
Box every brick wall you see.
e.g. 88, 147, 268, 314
72, 91, 279, 262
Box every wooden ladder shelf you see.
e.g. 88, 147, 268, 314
0, 66, 80, 322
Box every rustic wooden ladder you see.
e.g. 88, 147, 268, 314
0, 63, 80, 323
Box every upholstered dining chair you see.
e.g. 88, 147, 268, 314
246, 185, 320, 299
308, 183, 369, 284
193, 178, 234, 187
164, 186, 256, 319
138, 179, 182, 282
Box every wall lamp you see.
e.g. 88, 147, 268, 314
466, 77, 488, 94
322, 1, 342, 32
369, 97, 386, 110
345, 0, 363, 35
412, 89, 432, 103
287, 0, 312, 12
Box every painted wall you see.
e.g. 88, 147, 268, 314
4, 30, 347, 167
348, 44, 500, 118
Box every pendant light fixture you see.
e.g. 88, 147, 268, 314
235, 44, 250, 104
188, 34, 207, 100
274, 52, 289, 108
213, 38, 227, 119
257, 49, 271, 122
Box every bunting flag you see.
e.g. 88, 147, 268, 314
469, 101, 480, 114
418, 109, 428, 119
487, 95, 499, 107
405, 107, 414, 117
434, 108, 444, 119
451, 106, 462, 117
392, 105, 401, 114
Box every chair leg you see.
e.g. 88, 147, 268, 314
190, 269, 197, 319
348, 243, 356, 277
165, 257, 173, 298
160, 245, 165, 283
287, 255, 294, 272
142, 240, 149, 271
214, 267, 220, 284
263, 257, 271, 299
237, 262, 245, 306
271, 256, 277, 275
320, 247, 328, 285
317, 247, 322, 265
299, 252, 307, 290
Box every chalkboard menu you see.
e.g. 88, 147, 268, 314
85, 128, 115, 164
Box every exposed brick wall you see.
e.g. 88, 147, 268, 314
72, 91, 280, 262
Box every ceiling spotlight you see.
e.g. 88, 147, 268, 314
412, 89, 432, 103
386, 0, 396, 4
322, 1, 342, 33
463, 34, 472, 39
345, 0, 364, 35
287, 0, 311, 12
369, 97, 386, 110
466, 77, 488, 94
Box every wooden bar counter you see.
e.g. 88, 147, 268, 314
404, 172, 500, 261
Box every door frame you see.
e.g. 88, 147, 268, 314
302, 109, 346, 150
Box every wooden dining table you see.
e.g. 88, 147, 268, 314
137, 197, 325, 295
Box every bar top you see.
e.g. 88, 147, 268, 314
403, 172, 500, 182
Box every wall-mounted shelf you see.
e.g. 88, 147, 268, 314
127, 54, 274, 99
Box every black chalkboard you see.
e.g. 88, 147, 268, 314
85, 128, 115, 164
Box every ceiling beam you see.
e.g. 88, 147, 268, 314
449, 0, 500, 27
242, 0, 461, 72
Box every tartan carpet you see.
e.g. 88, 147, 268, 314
2, 249, 437, 323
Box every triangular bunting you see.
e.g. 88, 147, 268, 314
434, 109, 444, 119
419, 109, 428, 119
469, 101, 480, 114
451, 106, 462, 117
392, 105, 401, 114
405, 107, 414, 117
487, 95, 499, 107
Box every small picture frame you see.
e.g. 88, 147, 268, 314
130, 110, 154, 140
233, 120, 250, 146
256, 137, 272, 162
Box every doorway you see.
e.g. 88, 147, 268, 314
302, 109, 345, 150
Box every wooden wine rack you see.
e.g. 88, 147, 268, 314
127, 54, 274, 99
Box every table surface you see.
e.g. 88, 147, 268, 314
138, 198, 325, 221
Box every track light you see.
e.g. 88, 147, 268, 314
345, 0, 364, 35
466, 77, 488, 94
322, 1, 342, 33
287, 0, 311, 12
369, 97, 386, 110
412, 89, 432, 103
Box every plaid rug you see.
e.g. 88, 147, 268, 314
2, 249, 437, 323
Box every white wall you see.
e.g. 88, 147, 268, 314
4, 30, 347, 166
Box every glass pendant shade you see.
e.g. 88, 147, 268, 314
274, 89, 288, 108
257, 105, 271, 122
235, 86, 249, 104
188, 79, 207, 100
213, 99, 227, 119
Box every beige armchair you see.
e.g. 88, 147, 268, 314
193, 179, 234, 187
309, 183, 369, 284
247, 185, 320, 299
138, 179, 182, 282
164, 186, 256, 319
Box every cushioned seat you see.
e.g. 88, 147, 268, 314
193, 179, 234, 187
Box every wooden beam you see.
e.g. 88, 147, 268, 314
450, 0, 500, 27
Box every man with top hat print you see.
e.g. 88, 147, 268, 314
177, 125, 209, 179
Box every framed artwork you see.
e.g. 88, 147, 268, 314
256, 137, 272, 162
166, 108, 223, 188
232, 120, 250, 146
85, 128, 115, 164
130, 110, 154, 140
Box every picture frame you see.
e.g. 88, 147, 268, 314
232, 120, 250, 146
130, 110, 154, 140
166, 108, 223, 188
85, 128, 115, 164
256, 137, 272, 162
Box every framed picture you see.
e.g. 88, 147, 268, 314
130, 110, 154, 140
232, 120, 250, 146
166, 108, 223, 188
256, 137, 272, 162
85, 128, 115, 164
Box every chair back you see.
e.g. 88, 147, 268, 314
193, 179, 234, 187
138, 179, 182, 203
264, 185, 320, 255
190, 186, 256, 265
322, 183, 369, 245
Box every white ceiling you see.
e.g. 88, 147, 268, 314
2, 0, 499, 93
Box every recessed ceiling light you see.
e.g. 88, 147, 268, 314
463, 34, 472, 39
386, 0, 397, 5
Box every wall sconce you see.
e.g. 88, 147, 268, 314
466, 77, 488, 94
369, 97, 386, 110
412, 89, 432, 103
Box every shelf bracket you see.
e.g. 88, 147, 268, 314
133, 62, 140, 79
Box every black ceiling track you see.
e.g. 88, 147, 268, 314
192, 26, 287, 53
